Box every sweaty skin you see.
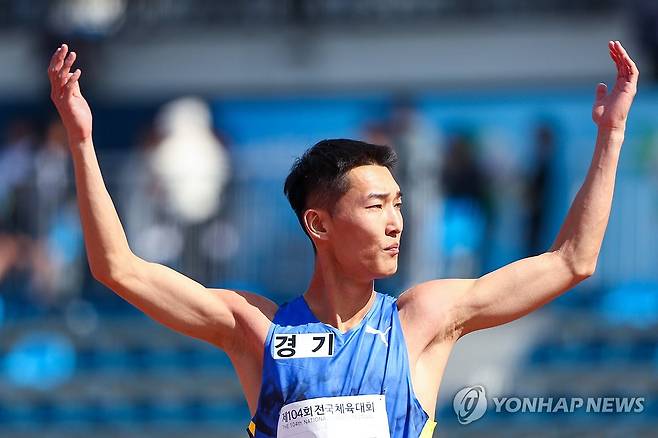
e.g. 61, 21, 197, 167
48, 40, 637, 420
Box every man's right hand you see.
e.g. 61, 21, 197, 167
48, 44, 92, 145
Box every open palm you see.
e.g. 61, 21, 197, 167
592, 41, 639, 131
48, 44, 92, 144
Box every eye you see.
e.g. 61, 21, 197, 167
395, 202, 403, 209
367, 204, 383, 209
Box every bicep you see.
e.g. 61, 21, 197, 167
104, 255, 272, 351
403, 251, 582, 345
455, 251, 580, 335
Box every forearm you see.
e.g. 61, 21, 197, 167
70, 137, 134, 280
550, 127, 624, 275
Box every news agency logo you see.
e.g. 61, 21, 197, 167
453, 385, 646, 425
453, 385, 487, 425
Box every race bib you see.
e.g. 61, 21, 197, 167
271, 333, 335, 359
277, 394, 390, 438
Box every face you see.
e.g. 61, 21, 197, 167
317, 165, 403, 281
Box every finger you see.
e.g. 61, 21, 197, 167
609, 40, 618, 59
608, 41, 622, 67
613, 41, 635, 78
48, 44, 68, 78
609, 41, 622, 64
47, 47, 62, 76
615, 41, 639, 78
62, 69, 82, 99
48, 44, 67, 72
615, 41, 628, 58
609, 44, 626, 79
58, 51, 77, 88
613, 41, 629, 77
48, 45, 69, 102
595, 82, 607, 101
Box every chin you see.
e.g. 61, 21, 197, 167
375, 264, 398, 279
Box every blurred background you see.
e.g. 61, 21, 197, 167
1, 0, 658, 437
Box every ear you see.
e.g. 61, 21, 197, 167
303, 209, 330, 243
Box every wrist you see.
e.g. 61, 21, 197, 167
595, 128, 624, 157
67, 134, 93, 149
596, 126, 625, 143
596, 123, 625, 135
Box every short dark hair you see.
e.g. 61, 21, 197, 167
284, 139, 397, 246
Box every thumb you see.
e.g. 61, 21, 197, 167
595, 82, 607, 101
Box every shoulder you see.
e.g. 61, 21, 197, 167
208, 288, 278, 354
397, 279, 474, 346
236, 290, 279, 321
397, 279, 473, 312
212, 288, 278, 321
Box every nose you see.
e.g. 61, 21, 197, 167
385, 205, 403, 237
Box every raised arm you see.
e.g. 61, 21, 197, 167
48, 44, 275, 353
401, 41, 638, 345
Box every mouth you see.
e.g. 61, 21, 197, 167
383, 244, 399, 255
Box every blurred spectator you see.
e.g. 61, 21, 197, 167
364, 99, 443, 289
150, 97, 231, 282
41, 0, 126, 94
0, 119, 37, 298
28, 119, 84, 308
118, 123, 176, 264
48, 0, 126, 37
0, 118, 37, 235
0, 233, 20, 283
388, 98, 443, 286
440, 131, 491, 277
525, 122, 557, 256
34, 119, 72, 236
364, 121, 392, 149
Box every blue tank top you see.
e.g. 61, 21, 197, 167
247, 292, 436, 437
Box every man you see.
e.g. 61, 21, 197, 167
48, 41, 638, 437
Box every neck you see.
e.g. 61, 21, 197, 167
304, 255, 376, 333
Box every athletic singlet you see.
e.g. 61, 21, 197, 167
247, 292, 437, 438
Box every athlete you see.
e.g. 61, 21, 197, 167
48, 41, 638, 437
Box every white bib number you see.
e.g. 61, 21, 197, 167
277, 394, 390, 438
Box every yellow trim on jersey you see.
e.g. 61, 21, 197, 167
419, 419, 437, 437
247, 420, 256, 437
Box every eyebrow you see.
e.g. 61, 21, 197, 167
366, 190, 403, 201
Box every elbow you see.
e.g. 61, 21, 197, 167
91, 266, 118, 288
569, 258, 597, 281
90, 264, 118, 289
89, 260, 108, 284
553, 249, 597, 282
89, 253, 137, 288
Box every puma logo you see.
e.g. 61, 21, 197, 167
365, 325, 391, 346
